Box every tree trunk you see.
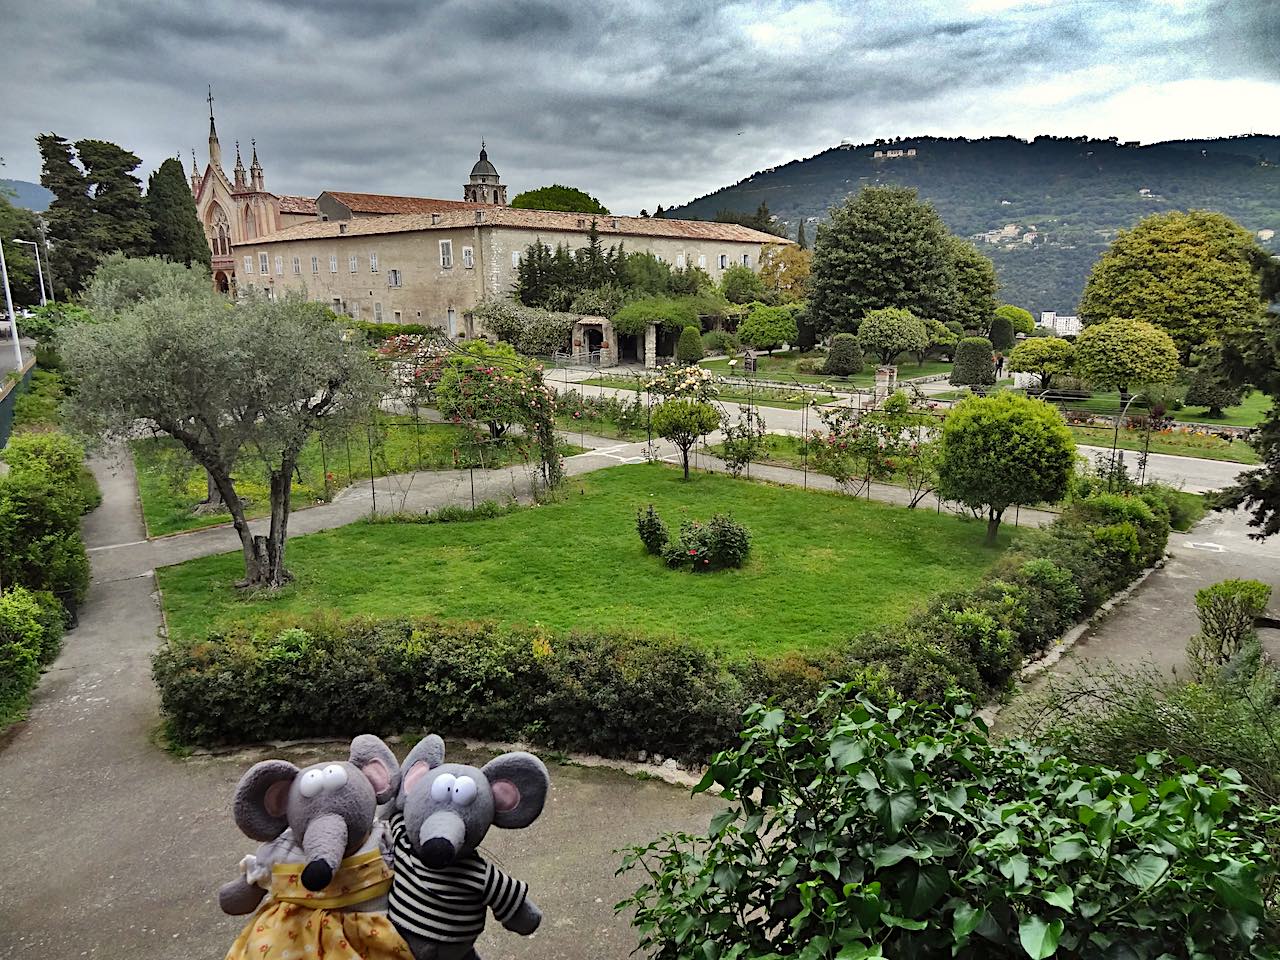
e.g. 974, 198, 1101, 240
202, 470, 223, 508
680, 442, 691, 480
985, 509, 1003, 546
255, 460, 295, 589
205, 465, 265, 587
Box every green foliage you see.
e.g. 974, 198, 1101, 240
144, 157, 210, 268
0, 586, 64, 726
353, 320, 439, 342
949, 336, 995, 387
718, 406, 768, 479
661, 514, 752, 572
652, 399, 720, 479
714, 201, 789, 237
995, 303, 1036, 336
823, 332, 864, 375
432, 339, 553, 443
1063, 492, 1168, 568
675, 325, 704, 363
857, 307, 929, 366
1007, 337, 1074, 392
1080, 210, 1268, 357
937, 235, 999, 332
720, 264, 766, 305
701, 330, 741, 356
1187, 579, 1274, 679
738, 303, 798, 353
509, 184, 609, 214
0, 461, 91, 607
1073, 318, 1182, 393
20, 302, 95, 343
636, 504, 669, 555
611, 296, 698, 335
1185, 365, 1246, 418
0, 190, 45, 307
514, 226, 625, 309
470, 298, 574, 356
809, 185, 953, 335
988, 314, 1015, 351
81, 253, 214, 319
937, 393, 1076, 542
620, 689, 1280, 960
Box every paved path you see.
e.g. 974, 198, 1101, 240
0, 451, 716, 960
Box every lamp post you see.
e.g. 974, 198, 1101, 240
0, 239, 21, 368
1107, 391, 1144, 492
13, 239, 47, 306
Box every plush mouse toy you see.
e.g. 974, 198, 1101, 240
219, 734, 414, 960
387, 735, 550, 960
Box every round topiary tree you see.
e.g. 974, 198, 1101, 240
988, 314, 1015, 351
856, 307, 928, 366
652, 398, 721, 480
738, 303, 798, 355
1073, 317, 1181, 400
936, 392, 1076, 544
994, 303, 1035, 336
950, 337, 995, 388
823, 333, 864, 376
676, 325, 704, 364
1007, 336, 1075, 393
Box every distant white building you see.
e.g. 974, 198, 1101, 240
1040, 311, 1082, 336
872, 148, 917, 159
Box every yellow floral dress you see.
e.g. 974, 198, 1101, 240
224, 847, 414, 960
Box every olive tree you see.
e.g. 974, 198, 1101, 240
63, 293, 384, 588
936, 393, 1076, 544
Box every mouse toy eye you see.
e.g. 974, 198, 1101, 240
430, 774, 456, 802
299, 769, 325, 798
452, 776, 478, 806
322, 764, 348, 791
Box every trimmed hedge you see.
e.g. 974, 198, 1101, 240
823, 333, 864, 376
153, 492, 1168, 758
0, 586, 66, 726
950, 336, 995, 387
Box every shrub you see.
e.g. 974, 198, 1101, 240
823, 332, 864, 376
856, 306, 928, 366
0, 462, 91, 607
674, 324, 703, 363
0, 586, 63, 725
663, 514, 751, 572
988, 312, 1015, 350
353, 320, 438, 342
949, 336, 995, 387
737, 303, 798, 354
635, 505, 669, 554
1188, 579, 1273, 678
1065, 491, 1168, 567
620, 689, 1280, 960
700, 330, 739, 356
1, 431, 95, 513
1185, 366, 1245, 417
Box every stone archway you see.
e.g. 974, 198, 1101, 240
213, 271, 231, 294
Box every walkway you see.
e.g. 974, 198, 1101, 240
0, 451, 716, 959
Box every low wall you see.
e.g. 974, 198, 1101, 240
0, 356, 36, 450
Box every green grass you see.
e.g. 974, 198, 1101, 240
156, 462, 1007, 656
708, 433, 810, 470
133, 419, 585, 537
1047, 390, 1270, 428
700, 350, 953, 387
580, 376, 835, 410
1166, 491, 1208, 532
1068, 425, 1259, 464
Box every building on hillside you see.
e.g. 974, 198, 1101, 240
872, 148, 916, 158
189, 90, 317, 294
1039, 311, 1082, 336
236, 202, 784, 367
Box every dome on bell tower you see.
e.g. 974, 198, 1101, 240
464, 142, 507, 205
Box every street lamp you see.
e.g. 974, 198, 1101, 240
0, 240, 21, 368
12, 239, 48, 306
1107, 391, 1144, 492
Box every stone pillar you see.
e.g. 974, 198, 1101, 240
644, 323, 657, 369
875, 365, 897, 402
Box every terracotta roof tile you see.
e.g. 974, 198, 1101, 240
276, 194, 318, 215
321, 192, 489, 215
246, 205, 789, 246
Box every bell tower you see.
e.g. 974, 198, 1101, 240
463, 142, 507, 205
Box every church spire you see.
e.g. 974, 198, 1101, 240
190, 148, 201, 195
249, 138, 264, 192
233, 139, 247, 190
207, 85, 223, 169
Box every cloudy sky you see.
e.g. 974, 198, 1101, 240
2, 0, 1276, 213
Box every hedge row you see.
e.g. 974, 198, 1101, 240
0, 587, 66, 725
153, 490, 1172, 760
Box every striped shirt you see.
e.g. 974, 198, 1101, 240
386, 812, 528, 943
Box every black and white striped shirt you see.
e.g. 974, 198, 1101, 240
386, 812, 529, 943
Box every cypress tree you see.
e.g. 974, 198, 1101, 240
796, 218, 807, 249
75, 138, 151, 257
146, 157, 211, 267
37, 133, 97, 297
950, 337, 996, 389
989, 314, 1015, 351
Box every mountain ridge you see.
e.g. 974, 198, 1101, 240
1, 179, 53, 212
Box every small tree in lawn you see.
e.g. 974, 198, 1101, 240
63, 294, 384, 588
856, 306, 928, 367
737, 303, 797, 355
950, 336, 995, 389
988, 313, 1015, 351
675, 325, 703, 363
652, 399, 720, 480
1073, 317, 1181, 401
823, 333, 864, 376
995, 303, 1035, 336
432, 339, 536, 440
720, 264, 766, 305
1184, 365, 1245, 418
936, 392, 1076, 544
1007, 336, 1075, 393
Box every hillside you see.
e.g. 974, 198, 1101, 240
1, 179, 52, 212
667, 135, 1280, 316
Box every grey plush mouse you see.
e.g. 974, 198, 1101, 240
387, 735, 550, 960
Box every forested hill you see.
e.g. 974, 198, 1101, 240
1, 179, 53, 212
666, 135, 1280, 316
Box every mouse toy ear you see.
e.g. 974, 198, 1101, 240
398, 734, 446, 804
349, 734, 401, 803
482, 752, 550, 829
232, 760, 299, 841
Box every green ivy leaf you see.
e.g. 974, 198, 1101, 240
1043, 884, 1074, 911
1050, 839, 1087, 863
872, 843, 917, 869
709, 809, 736, 836
898, 863, 950, 916
1209, 860, 1264, 915
867, 789, 918, 836
952, 903, 984, 940
1018, 915, 1064, 959
1117, 853, 1169, 891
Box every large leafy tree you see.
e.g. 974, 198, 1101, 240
738, 303, 798, 354
75, 139, 151, 257
145, 157, 211, 268
720, 264, 766, 304
81, 252, 211, 319
36, 134, 97, 297
856, 306, 928, 366
936, 392, 1076, 544
995, 303, 1036, 336
1079, 210, 1269, 360
1218, 308, 1280, 537
0, 189, 44, 306
757, 243, 811, 303
63, 294, 383, 588
1073, 317, 1181, 398
1007, 337, 1075, 393
937, 235, 999, 333
809, 185, 951, 335
510, 184, 608, 214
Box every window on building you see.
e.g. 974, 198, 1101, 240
440, 240, 453, 268
329, 254, 338, 273
258, 252, 269, 274
462, 246, 474, 269
393, 310, 402, 322
676, 254, 686, 269
311, 256, 319, 274
447, 307, 457, 336
388, 268, 402, 288
244, 255, 254, 274
698, 254, 706, 269
369, 251, 379, 272
349, 302, 360, 319
374, 302, 383, 322
511, 251, 520, 268
274, 256, 284, 275
291, 256, 301, 275
349, 254, 358, 273
742, 253, 750, 266
719, 254, 728, 269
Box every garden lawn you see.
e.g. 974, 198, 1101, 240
580, 376, 835, 410
133, 418, 584, 536
700, 351, 952, 387
1069, 425, 1259, 464
1048, 390, 1270, 428
157, 462, 1007, 656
